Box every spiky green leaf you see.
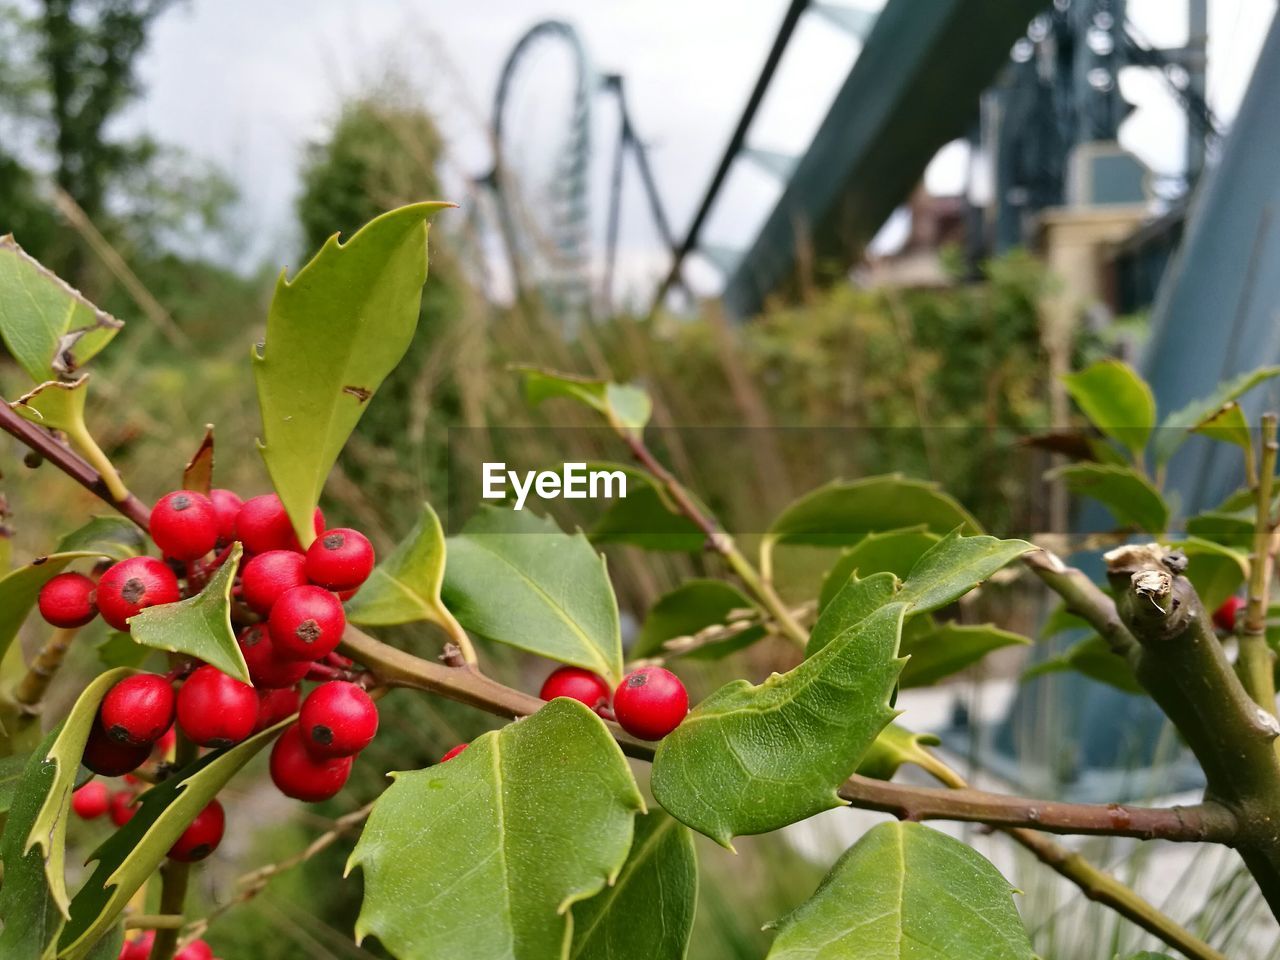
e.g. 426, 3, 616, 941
254, 202, 450, 545
348, 700, 644, 960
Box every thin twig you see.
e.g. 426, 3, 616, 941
182, 803, 374, 944
13, 627, 79, 709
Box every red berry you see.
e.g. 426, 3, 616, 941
176, 666, 257, 747
235, 494, 323, 554
299, 681, 378, 759
176, 940, 214, 960
540, 667, 611, 710
440, 743, 468, 762
37, 572, 98, 628
1213, 595, 1244, 632
109, 789, 137, 827
304, 528, 375, 591
268, 585, 345, 661
101, 674, 176, 747
269, 724, 353, 802
241, 550, 308, 614
613, 667, 688, 741
72, 781, 110, 819
167, 798, 225, 862
255, 685, 301, 732
238, 625, 311, 689
118, 931, 154, 960
83, 722, 151, 777
96, 557, 180, 631
152, 725, 177, 758
149, 491, 220, 561
209, 488, 243, 545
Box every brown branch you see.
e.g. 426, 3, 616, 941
837, 773, 1238, 843
0, 402, 149, 527
13, 627, 79, 709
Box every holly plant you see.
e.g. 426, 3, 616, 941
0, 207, 1278, 960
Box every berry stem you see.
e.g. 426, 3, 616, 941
1240, 412, 1278, 713
13, 626, 80, 710
150, 727, 199, 960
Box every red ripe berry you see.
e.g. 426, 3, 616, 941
83, 722, 151, 777
109, 789, 137, 827
101, 674, 176, 747
235, 494, 324, 554
152, 725, 177, 758
269, 724, 353, 802
167, 798, 225, 862
241, 549, 308, 614
238, 625, 311, 689
37, 572, 98, 628
440, 743, 468, 762
304, 528, 375, 591
613, 667, 689, 741
540, 667, 611, 710
176, 666, 258, 747
175, 940, 215, 960
72, 781, 110, 819
255, 685, 301, 733
299, 681, 378, 759
149, 491, 220, 561
268, 585, 346, 661
96, 557, 180, 631
118, 931, 154, 960
209, 488, 243, 545
1213, 595, 1244, 632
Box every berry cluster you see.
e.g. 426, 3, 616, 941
540, 664, 689, 741
54, 491, 381, 912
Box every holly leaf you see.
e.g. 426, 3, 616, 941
1061, 359, 1155, 461
96, 631, 154, 670
809, 530, 1034, 657
569, 811, 697, 960
0, 516, 139, 662
651, 575, 906, 847
0, 235, 122, 382
765, 822, 1034, 959
1155, 365, 1280, 467
23, 668, 134, 916
254, 202, 451, 546
1050, 463, 1169, 533
518, 367, 651, 439
348, 699, 644, 960
59, 723, 286, 959
128, 542, 249, 683
1175, 536, 1249, 611
0, 729, 64, 960
588, 463, 705, 552
182, 426, 214, 495
442, 507, 623, 683
630, 580, 763, 661
651, 530, 1033, 846
345, 503, 464, 646
766, 475, 981, 551
0, 751, 31, 814
818, 527, 940, 609
899, 621, 1029, 688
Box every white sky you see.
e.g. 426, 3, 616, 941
129, 0, 1277, 299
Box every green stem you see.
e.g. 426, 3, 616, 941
1240, 413, 1278, 712
621, 432, 808, 648
63, 418, 131, 504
